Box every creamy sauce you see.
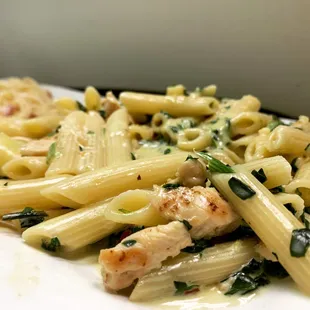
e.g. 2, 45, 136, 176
144, 285, 256, 310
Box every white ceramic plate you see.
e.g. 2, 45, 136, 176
0, 85, 308, 310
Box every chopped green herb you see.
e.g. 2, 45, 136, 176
290, 229, 310, 257
181, 238, 213, 253
224, 105, 231, 110
160, 111, 172, 118
228, 177, 256, 200
46, 142, 57, 165
251, 168, 267, 183
284, 203, 296, 215
305, 143, 310, 151
47, 125, 61, 137
181, 220, 192, 231
162, 183, 181, 190
76, 101, 87, 112
137, 174, 141, 180
262, 260, 288, 279
300, 210, 310, 229
164, 148, 171, 155
98, 109, 106, 118
41, 237, 61, 252
195, 151, 234, 173
169, 126, 179, 133
3, 182, 8, 186
118, 208, 132, 214
270, 186, 284, 194
87, 130, 95, 135
225, 273, 263, 295
79, 145, 84, 152
291, 158, 298, 173
185, 155, 198, 161
174, 281, 199, 296
122, 239, 137, 247
272, 252, 278, 260
267, 116, 285, 131
210, 118, 218, 124
131, 152, 136, 160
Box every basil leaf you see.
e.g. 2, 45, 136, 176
181, 238, 213, 253
160, 110, 171, 118
46, 142, 57, 165
169, 126, 179, 133
290, 229, 310, 257
98, 110, 106, 118
76, 101, 87, 112
291, 158, 298, 173
225, 272, 258, 295
131, 152, 136, 160
118, 208, 132, 214
41, 237, 61, 252
195, 151, 234, 173
267, 116, 285, 131
228, 177, 256, 200
185, 155, 198, 161
122, 239, 137, 247
162, 183, 181, 190
284, 203, 296, 215
251, 168, 267, 183
180, 220, 192, 231
263, 260, 288, 279
47, 125, 61, 137
270, 186, 284, 194
305, 143, 310, 151
164, 148, 171, 155
174, 281, 199, 295
87, 130, 95, 135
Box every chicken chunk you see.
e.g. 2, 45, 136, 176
99, 221, 192, 291
152, 186, 241, 240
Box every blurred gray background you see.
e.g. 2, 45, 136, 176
1, 0, 309, 117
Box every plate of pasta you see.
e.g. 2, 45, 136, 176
0, 77, 309, 310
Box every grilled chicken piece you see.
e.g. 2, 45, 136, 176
20, 138, 55, 156
99, 221, 192, 291
152, 186, 241, 240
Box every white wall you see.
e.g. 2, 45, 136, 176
1, 0, 309, 116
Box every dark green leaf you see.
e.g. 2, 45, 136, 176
284, 203, 296, 215
118, 208, 132, 214
2, 207, 47, 226
174, 281, 199, 296
79, 145, 84, 152
181, 238, 213, 253
162, 183, 181, 190
160, 110, 172, 118
164, 148, 171, 155
87, 130, 95, 135
180, 220, 192, 231
251, 168, 267, 183
300, 212, 310, 229
108, 226, 144, 248
225, 105, 231, 110
122, 239, 137, 247
195, 151, 234, 173
305, 143, 310, 151
47, 125, 61, 137
225, 273, 258, 295
41, 237, 61, 252
291, 158, 298, 173
270, 186, 284, 194
210, 118, 218, 124
267, 116, 285, 131
131, 152, 136, 160
169, 126, 179, 133
290, 229, 310, 257
263, 260, 288, 279
46, 142, 57, 165
228, 177, 256, 200
3, 182, 8, 186
98, 110, 106, 118
76, 101, 87, 112
185, 155, 198, 161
